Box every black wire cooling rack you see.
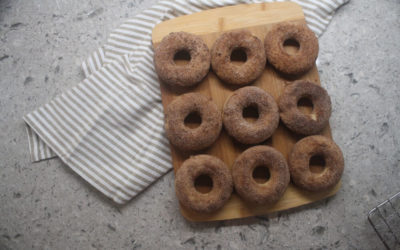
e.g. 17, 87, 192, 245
368, 192, 400, 249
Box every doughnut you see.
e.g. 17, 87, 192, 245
232, 146, 290, 204
288, 135, 344, 191
223, 86, 279, 144
164, 92, 222, 151
279, 80, 331, 135
211, 30, 266, 85
153, 32, 210, 88
264, 22, 319, 75
175, 155, 233, 213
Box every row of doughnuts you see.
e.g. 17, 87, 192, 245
154, 22, 318, 87
176, 135, 344, 213
165, 80, 331, 151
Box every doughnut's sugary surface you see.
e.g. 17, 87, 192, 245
175, 155, 233, 213
164, 93, 222, 151
264, 22, 319, 75
211, 30, 266, 85
288, 135, 344, 192
232, 146, 290, 204
154, 32, 210, 88
223, 86, 279, 144
279, 80, 331, 135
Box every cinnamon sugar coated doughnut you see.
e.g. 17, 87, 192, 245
288, 135, 344, 192
211, 30, 266, 85
279, 80, 331, 135
264, 22, 319, 75
175, 155, 233, 213
164, 93, 222, 151
223, 86, 279, 144
232, 146, 290, 204
154, 32, 210, 88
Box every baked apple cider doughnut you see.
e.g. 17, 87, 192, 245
264, 22, 319, 75
164, 93, 222, 151
154, 32, 210, 88
175, 155, 233, 213
288, 135, 344, 192
232, 146, 290, 204
223, 86, 279, 144
211, 30, 266, 85
279, 80, 331, 135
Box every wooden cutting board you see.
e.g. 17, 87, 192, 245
152, 2, 340, 222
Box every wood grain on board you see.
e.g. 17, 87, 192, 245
152, 2, 340, 222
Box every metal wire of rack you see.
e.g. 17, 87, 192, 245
368, 192, 400, 249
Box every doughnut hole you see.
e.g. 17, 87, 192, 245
297, 97, 314, 117
283, 38, 300, 55
230, 47, 247, 65
309, 154, 326, 174
173, 49, 191, 66
252, 166, 271, 184
194, 174, 213, 193
184, 111, 202, 129
242, 105, 259, 123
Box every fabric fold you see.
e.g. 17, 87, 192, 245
24, 58, 171, 204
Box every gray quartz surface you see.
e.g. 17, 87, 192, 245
1, 0, 399, 249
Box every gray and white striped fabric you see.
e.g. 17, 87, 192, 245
24, 0, 349, 204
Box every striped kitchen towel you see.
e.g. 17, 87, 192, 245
24, 0, 349, 204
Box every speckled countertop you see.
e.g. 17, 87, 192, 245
1, 0, 399, 249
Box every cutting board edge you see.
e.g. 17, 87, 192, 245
151, 1, 305, 44
179, 181, 342, 222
